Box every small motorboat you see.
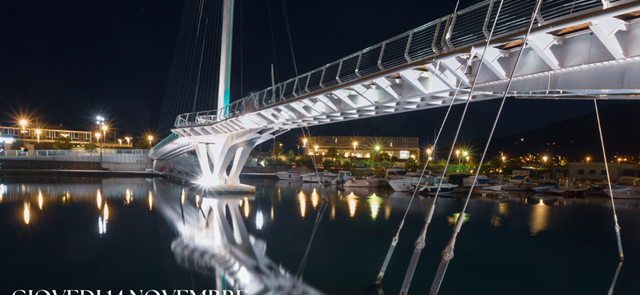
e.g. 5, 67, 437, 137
605, 177, 640, 199
501, 176, 534, 191
454, 175, 503, 195
302, 171, 338, 183
547, 180, 590, 196
275, 166, 310, 180
413, 175, 458, 195
532, 185, 553, 193
332, 171, 384, 187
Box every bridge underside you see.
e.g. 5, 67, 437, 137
150, 0, 640, 187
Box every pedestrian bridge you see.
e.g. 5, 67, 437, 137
149, 0, 640, 189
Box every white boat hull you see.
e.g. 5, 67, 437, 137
343, 178, 384, 187
606, 188, 640, 199
387, 177, 427, 192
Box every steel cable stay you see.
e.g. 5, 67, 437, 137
397, 0, 507, 293
608, 261, 623, 295
296, 198, 329, 280
375, 62, 471, 285
594, 99, 625, 261
428, 1, 543, 294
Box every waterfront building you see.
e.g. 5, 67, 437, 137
303, 136, 419, 159
0, 126, 132, 150
552, 162, 640, 181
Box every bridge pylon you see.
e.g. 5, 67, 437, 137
189, 127, 285, 192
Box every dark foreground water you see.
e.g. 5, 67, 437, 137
1, 177, 639, 294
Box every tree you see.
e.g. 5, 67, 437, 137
404, 158, 418, 172
268, 141, 284, 156
135, 135, 152, 149
326, 147, 338, 160
53, 135, 73, 150
322, 159, 334, 169
285, 150, 296, 165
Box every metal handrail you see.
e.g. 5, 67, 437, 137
173, 0, 622, 128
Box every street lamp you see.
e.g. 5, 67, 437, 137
124, 137, 131, 145
95, 133, 102, 167
303, 138, 307, 147
456, 150, 461, 172
148, 135, 154, 147
20, 120, 27, 132
586, 157, 590, 163
118, 139, 122, 145
353, 142, 358, 156
427, 148, 432, 160
314, 145, 318, 155
35, 129, 41, 143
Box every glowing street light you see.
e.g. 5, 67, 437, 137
95, 132, 101, 140
502, 156, 506, 161
543, 156, 548, 162
303, 138, 307, 147
586, 157, 590, 163
19, 119, 27, 132
456, 150, 461, 172
118, 139, 122, 145
124, 137, 131, 144
314, 145, 318, 154
375, 145, 380, 151
35, 129, 41, 143
353, 141, 358, 155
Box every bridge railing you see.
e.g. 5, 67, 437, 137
148, 133, 180, 155
173, 0, 626, 128
0, 149, 149, 158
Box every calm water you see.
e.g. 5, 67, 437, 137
1, 177, 639, 294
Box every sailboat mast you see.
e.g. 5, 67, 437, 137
217, 0, 234, 111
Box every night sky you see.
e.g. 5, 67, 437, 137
0, 0, 624, 149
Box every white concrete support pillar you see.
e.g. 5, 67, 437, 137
193, 143, 212, 178
207, 141, 231, 185
227, 144, 254, 185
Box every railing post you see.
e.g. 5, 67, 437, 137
319, 65, 327, 89
483, 0, 496, 39
378, 41, 387, 71
405, 29, 414, 62
336, 58, 344, 84
355, 50, 364, 78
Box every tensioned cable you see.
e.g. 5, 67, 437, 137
280, 0, 302, 94
240, 0, 244, 96
301, 126, 325, 188
428, 1, 543, 294
296, 199, 329, 279
594, 99, 624, 260
266, 0, 281, 83
191, 18, 209, 113
158, 0, 200, 135
375, 63, 470, 285
397, 0, 506, 293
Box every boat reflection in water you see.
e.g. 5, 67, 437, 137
153, 187, 324, 294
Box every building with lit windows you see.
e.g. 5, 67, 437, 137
303, 136, 419, 159
0, 126, 132, 150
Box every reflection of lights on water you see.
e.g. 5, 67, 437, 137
271, 206, 274, 220
0, 184, 6, 203
195, 194, 200, 208
311, 188, 319, 209
180, 189, 185, 205
244, 197, 250, 218
346, 192, 357, 218
239, 199, 243, 206
97, 190, 102, 210
24, 202, 30, 225
104, 202, 109, 222
368, 193, 380, 220
148, 191, 153, 211
256, 210, 264, 230
530, 199, 549, 235
384, 202, 391, 220
447, 213, 470, 226
298, 191, 306, 218
38, 189, 43, 210
98, 216, 107, 235
499, 202, 508, 216
331, 202, 335, 220
125, 189, 131, 205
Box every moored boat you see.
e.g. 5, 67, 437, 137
605, 177, 640, 199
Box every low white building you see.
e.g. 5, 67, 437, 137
552, 162, 639, 181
